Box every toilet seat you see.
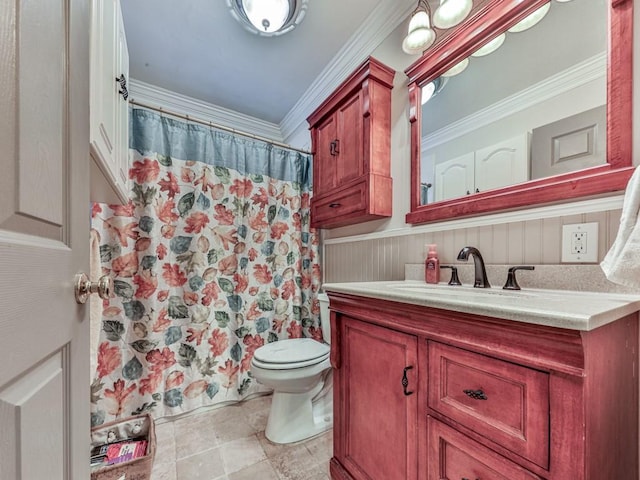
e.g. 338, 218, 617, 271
252, 339, 330, 370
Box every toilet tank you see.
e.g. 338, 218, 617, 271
317, 293, 330, 344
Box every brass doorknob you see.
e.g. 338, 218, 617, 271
74, 273, 113, 304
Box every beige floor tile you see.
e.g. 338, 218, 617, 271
256, 431, 304, 459
173, 412, 220, 460
239, 393, 272, 414
219, 435, 267, 474
208, 407, 256, 445
151, 461, 177, 480
176, 447, 225, 480
303, 431, 332, 462
228, 459, 279, 480
269, 443, 320, 480
154, 421, 177, 465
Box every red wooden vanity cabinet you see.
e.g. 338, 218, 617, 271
307, 57, 394, 229
327, 292, 639, 480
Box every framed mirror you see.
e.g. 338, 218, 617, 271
406, 0, 634, 225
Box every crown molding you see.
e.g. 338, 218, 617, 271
323, 194, 624, 245
280, 0, 417, 142
128, 79, 285, 142
421, 52, 607, 153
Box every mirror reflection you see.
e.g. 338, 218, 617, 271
419, 0, 607, 205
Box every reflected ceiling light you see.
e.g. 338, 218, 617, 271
402, 0, 436, 55
226, 0, 309, 36
441, 58, 469, 77
432, 0, 473, 29
508, 3, 551, 33
421, 77, 448, 104
471, 33, 506, 57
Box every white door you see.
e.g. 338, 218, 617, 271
434, 152, 475, 202
475, 134, 530, 193
0, 0, 90, 479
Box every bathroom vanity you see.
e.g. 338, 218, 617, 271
324, 281, 640, 480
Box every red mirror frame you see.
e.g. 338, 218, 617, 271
406, 0, 634, 225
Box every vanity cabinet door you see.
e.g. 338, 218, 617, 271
427, 417, 542, 480
335, 317, 418, 480
335, 91, 364, 186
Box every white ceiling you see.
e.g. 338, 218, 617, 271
121, 0, 398, 125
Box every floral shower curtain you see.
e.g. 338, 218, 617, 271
90, 109, 321, 426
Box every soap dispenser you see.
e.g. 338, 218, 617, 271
425, 244, 440, 284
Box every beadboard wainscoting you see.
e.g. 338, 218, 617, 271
323, 207, 623, 284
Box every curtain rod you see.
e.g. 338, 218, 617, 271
129, 99, 312, 155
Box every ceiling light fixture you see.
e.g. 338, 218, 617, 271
508, 3, 551, 33
471, 33, 506, 57
402, 0, 436, 55
432, 0, 473, 29
421, 77, 448, 104
226, 0, 309, 37
441, 58, 469, 77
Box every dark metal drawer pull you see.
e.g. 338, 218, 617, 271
463, 388, 487, 400
402, 366, 414, 396
329, 203, 341, 208
461, 477, 480, 480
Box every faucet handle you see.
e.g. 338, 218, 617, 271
503, 266, 535, 290
440, 265, 462, 286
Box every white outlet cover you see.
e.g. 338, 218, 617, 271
561, 222, 599, 263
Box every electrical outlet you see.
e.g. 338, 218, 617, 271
562, 222, 598, 263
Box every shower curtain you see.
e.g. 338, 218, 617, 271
90, 109, 321, 426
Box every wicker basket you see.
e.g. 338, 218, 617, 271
90, 414, 156, 480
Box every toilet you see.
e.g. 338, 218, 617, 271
251, 293, 333, 444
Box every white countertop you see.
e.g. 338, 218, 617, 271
322, 280, 640, 331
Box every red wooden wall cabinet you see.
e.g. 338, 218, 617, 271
327, 292, 639, 480
307, 57, 394, 229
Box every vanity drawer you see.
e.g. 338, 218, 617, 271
428, 341, 549, 469
427, 416, 542, 480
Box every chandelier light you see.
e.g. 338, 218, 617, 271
471, 33, 506, 57
508, 3, 551, 33
402, 0, 436, 55
227, 0, 309, 36
432, 0, 473, 29
441, 58, 469, 77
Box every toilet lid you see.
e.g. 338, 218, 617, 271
253, 338, 330, 365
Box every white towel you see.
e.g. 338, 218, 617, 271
89, 228, 103, 380
601, 166, 640, 288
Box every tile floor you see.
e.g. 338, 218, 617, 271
150, 394, 332, 480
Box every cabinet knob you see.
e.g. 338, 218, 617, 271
115, 74, 129, 101
402, 366, 414, 396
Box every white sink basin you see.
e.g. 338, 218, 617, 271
385, 282, 539, 300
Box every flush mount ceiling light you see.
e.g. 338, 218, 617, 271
432, 0, 473, 29
226, 0, 309, 37
402, 0, 436, 55
471, 32, 505, 57
508, 2, 551, 33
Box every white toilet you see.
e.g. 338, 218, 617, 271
251, 293, 333, 444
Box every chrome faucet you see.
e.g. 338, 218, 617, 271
456, 246, 490, 288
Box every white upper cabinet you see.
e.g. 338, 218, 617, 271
90, 0, 129, 204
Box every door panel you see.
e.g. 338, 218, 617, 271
336, 92, 363, 184
0, 0, 90, 478
315, 115, 338, 192
434, 152, 475, 201
341, 317, 418, 480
